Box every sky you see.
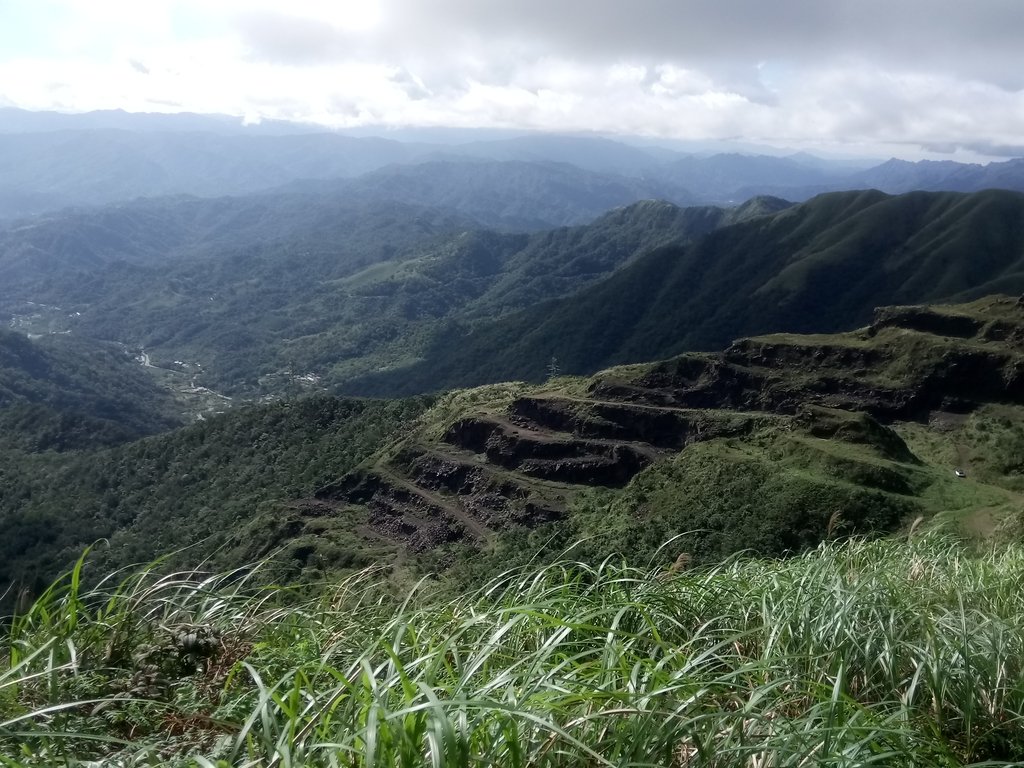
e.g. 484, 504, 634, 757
0, 0, 1022, 161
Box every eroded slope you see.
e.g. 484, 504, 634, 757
305, 295, 1024, 567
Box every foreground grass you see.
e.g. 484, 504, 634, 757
3, 536, 1024, 766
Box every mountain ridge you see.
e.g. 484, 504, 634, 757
354, 189, 1024, 396
1, 196, 769, 396
310, 294, 1024, 569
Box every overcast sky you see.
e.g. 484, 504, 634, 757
1, 0, 1022, 160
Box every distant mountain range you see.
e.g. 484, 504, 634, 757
1, 107, 1023, 222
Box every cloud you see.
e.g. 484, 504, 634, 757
234, 11, 354, 65
389, 68, 432, 101
942, 142, 1024, 158
234, 0, 1024, 89
1, 0, 1022, 161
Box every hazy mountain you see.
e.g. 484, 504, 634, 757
330, 159, 698, 229
1, 107, 1022, 223
851, 157, 1024, 194
449, 134, 670, 176
0, 107, 319, 135
650, 152, 842, 201
0, 129, 432, 219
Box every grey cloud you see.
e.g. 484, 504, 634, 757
235, 1, 1024, 89
699, 64, 779, 106
235, 11, 360, 64
373, 0, 1024, 86
390, 68, 432, 101
225, 0, 1023, 158
375, 0, 831, 62
922, 140, 1024, 158
328, 94, 362, 118
129, 59, 150, 75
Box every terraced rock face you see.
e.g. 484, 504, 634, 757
314, 294, 1024, 555
315, 394, 769, 552
609, 295, 1024, 419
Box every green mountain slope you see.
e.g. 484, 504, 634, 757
318, 295, 1024, 581
15, 186, 1023, 404
0, 195, 474, 292
4, 198, 767, 396
356, 189, 1024, 395
0, 330, 182, 451
7, 294, 1021, 611
0, 394, 429, 606
460, 195, 792, 317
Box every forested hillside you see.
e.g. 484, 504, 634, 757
0, 394, 429, 609
0, 330, 181, 450
4, 294, 1023, 613
6, 188, 1024, 403
0, 195, 474, 290
2, 197, 775, 396
357, 189, 1024, 394
318, 295, 1024, 582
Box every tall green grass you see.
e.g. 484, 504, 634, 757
3, 536, 1024, 766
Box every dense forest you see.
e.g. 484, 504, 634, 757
0, 394, 429, 610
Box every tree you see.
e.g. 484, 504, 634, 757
546, 355, 560, 380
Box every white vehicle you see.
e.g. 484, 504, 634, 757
954, 469, 966, 478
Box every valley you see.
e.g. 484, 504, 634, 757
2, 159, 1024, 597
4, 187, 1024, 408
3, 139, 1024, 603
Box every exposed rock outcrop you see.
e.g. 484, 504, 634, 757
311, 294, 1024, 556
